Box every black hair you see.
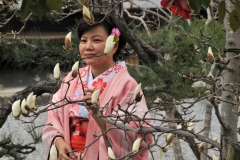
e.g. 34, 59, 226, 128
77, 12, 127, 61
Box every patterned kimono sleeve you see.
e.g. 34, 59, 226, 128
105, 77, 153, 159
42, 83, 66, 158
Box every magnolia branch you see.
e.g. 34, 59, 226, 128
101, 116, 221, 149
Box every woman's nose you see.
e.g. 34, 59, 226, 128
85, 41, 93, 50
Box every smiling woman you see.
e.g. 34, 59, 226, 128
42, 12, 153, 160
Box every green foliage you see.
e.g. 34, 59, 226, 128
218, 1, 226, 24
0, 135, 26, 160
21, 0, 62, 21
230, 8, 240, 32
188, 0, 210, 13
0, 29, 80, 74
130, 19, 225, 104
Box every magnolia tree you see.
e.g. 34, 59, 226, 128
1, 0, 240, 160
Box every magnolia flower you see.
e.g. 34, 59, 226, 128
162, 145, 168, 152
204, 90, 210, 95
82, 5, 95, 25
104, 42, 116, 55
104, 35, 115, 55
71, 61, 79, 78
209, 137, 218, 148
133, 83, 142, 102
21, 98, 29, 116
108, 147, 116, 160
187, 122, 194, 132
33, 95, 36, 102
63, 32, 72, 51
26, 92, 35, 111
166, 133, 174, 144
53, 63, 61, 80
153, 97, 162, 104
83, 6, 91, 19
212, 154, 219, 160
12, 99, 21, 118
189, 72, 193, 79
198, 142, 205, 152
207, 47, 215, 64
177, 124, 182, 129
132, 138, 141, 153
50, 144, 58, 160
91, 89, 100, 105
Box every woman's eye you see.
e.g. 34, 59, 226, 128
80, 39, 86, 43
94, 39, 101, 42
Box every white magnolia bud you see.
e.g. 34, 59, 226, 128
204, 90, 210, 95
12, 99, 21, 118
72, 61, 79, 71
153, 97, 162, 103
177, 124, 182, 129
33, 95, 36, 103
207, 47, 215, 64
166, 133, 174, 144
106, 35, 114, 45
71, 61, 79, 78
132, 138, 141, 153
133, 83, 142, 102
53, 63, 61, 80
91, 89, 100, 105
83, 6, 91, 19
212, 154, 218, 160
104, 41, 116, 55
50, 144, 58, 160
64, 32, 72, 50
198, 142, 205, 152
238, 105, 240, 113
209, 137, 218, 148
162, 145, 168, 152
26, 92, 35, 111
187, 122, 194, 132
21, 98, 29, 116
108, 147, 116, 160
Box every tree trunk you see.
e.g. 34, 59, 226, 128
166, 108, 184, 160
201, 101, 213, 160
226, 143, 240, 160
221, 1, 240, 159
89, 0, 123, 16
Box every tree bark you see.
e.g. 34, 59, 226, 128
221, 1, 240, 159
165, 108, 184, 160
226, 142, 240, 160
201, 101, 213, 160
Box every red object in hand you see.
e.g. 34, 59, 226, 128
160, 0, 191, 19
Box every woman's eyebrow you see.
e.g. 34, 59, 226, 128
81, 35, 103, 38
92, 35, 103, 38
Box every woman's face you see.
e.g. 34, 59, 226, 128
79, 25, 118, 68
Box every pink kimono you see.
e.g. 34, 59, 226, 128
42, 65, 153, 160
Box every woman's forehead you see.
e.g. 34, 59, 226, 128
82, 25, 109, 37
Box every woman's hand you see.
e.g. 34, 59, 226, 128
55, 138, 76, 160
82, 89, 106, 132
82, 88, 100, 117
82, 88, 95, 105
